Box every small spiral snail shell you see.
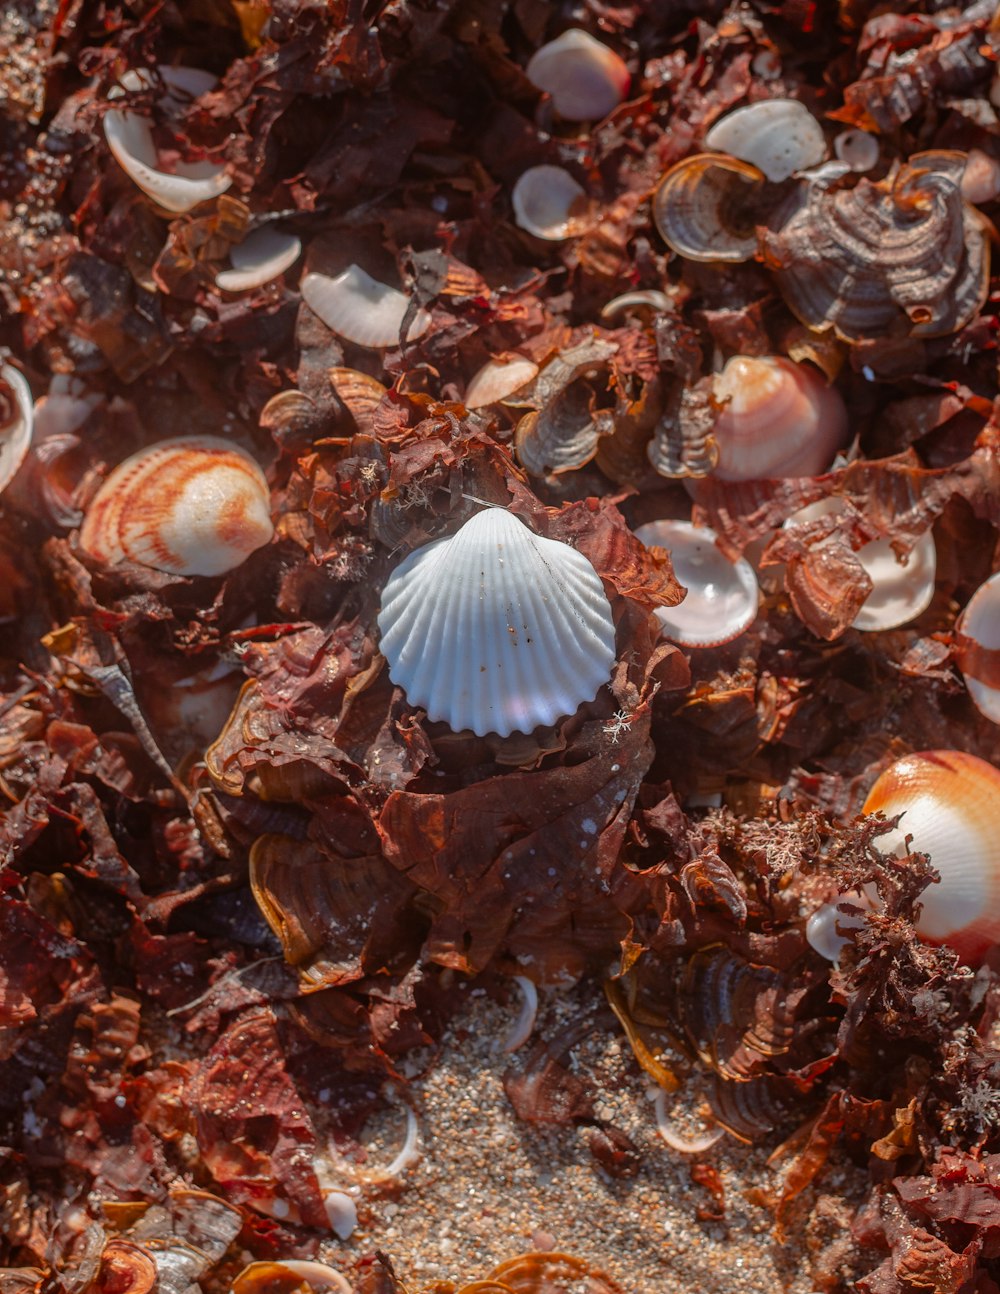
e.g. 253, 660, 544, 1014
79, 436, 273, 577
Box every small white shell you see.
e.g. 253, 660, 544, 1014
833, 128, 879, 173
600, 289, 673, 321
301, 265, 431, 348
805, 886, 877, 961
0, 364, 33, 496
634, 520, 759, 648
216, 228, 302, 292
464, 355, 539, 409
850, 531, 937, 632
511, 165, 588, 241
961, 148, 1000, 206
956, 571, 1000, 723
79, 435, 273, 577
377, 508, 617, 737
525, 29, 630, 122
705, 99, 826, 183
103, 66, 231, 213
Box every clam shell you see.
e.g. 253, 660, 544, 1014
103, 66, 232, 214
301, 265, 431, 348
464, 355, 539, 410
216, 227, 302, 292
705, 99, 826, 182
525, 29, 629, 122
79, 435, 273, 577
956, 571, 1000, 723
652, 154, 767, 263
377, 508, 617, 737
864, 750, 1000, 965
633, 520, 759, 648
511, 165, 588, 241
0, 363, 33, 496
851, 531, 937, 631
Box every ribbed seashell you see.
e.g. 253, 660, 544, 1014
79, 436, 273, 577
834, 128, 879, 173
710, 356, 848, 481
215, 227, 302, 292
103, 67, 232, 214
511, 166, 588, 241
464, 355, 539, 410
634, 520, 759, 647
864, 750, 1000, 965
652, 154, 767, 263
376, 508, 616, 737
956, 572, 1000, 724
301, 265, 431, 348
525, 29, 630, 122
0, 363, 33, 497
761, 150, 990, 341
704, 99, 826, 183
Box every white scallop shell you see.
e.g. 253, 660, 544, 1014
511, 166, 588, 241
0, 363, 33, 497
301, 265, 431, 348
525, 29, 630, 122
464, 355, 539, 409
103, 66, 231, 213
216, 227, 302, 292
705, 99, 826, 183
634, 520, 759, 647
957, 571, 1000, 723
377, 508, 617, 737
79, 435, 273, 577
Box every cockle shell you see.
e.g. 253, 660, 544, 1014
301, 265, 431, 348
711, 356, 848, 481
865, 751, 1000, 965
652, 154, 768, 263
103, 67, 232, 214
79, 436, 273, 577
704, 99, 826, 182
956, 571, 1000, 724
376, 508, 617, 737
525, 30, 629, 122
511, 166, 589, 241
634, 520, 759, 647
215, 227, 302, 292
0, 363, 33, 497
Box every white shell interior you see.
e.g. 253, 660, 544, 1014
851, 530, 937, 631
957, 571, 1000, 723
0, 363, 33, 496
377, 508, 617, 736
634, 519, 759, 647
834, 128, 879, 173
464, 356, 539, 410
301, 266, 431, 348
103, 66, 231, 213
705, 99, 826, 182
216, 228, 302, 292
525, 29, 629, 122
805, 885, 878, 961
511, 166, 588, 241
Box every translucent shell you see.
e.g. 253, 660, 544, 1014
956, 572, 1000, 723
704, 99, 826, 182
464, 355, 539, 410
511, 165, 588, 241
711, 356, 848, 481
103, 67, 232, 214
525, 29, 630, 122
652, 154, 767, 263
79, 436, 273, 577
376, 508, 617, 737
863, 750, 1000, 965
634, 520, 759, 647
0, 363, 33, 497
301, 265, 430, 348
215, 227, 302, 292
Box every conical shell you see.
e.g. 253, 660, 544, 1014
0, 363, 33, 497
377, 508, 617, 737
79, 436, 273, 577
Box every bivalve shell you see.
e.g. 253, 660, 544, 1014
0, 363, 33, 497
511, 166, 589, 241
377, 508, 617, 737
216, 227, 302, 292
634, 520, 759, 647
956, 571, 1000, 724
704, 99, 826, 183
652, 154, 767, 263
464, 355, 539, 410
301, 265, 431, 349
525, 29, 629, 122
79, 436, 273, 577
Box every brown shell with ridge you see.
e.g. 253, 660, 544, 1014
513, 336, 618, 476
760, 150, 991, 341
652, 153, 769, 263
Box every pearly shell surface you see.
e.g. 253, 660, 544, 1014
103, 67, 232, 213
0, 363, 33, 497
80, 435, 273, 577
864, 750, 1000, 965
957, 571, 1000, 723
301, 266, 430, 348
705, 99, 826, 182
851, 531, 937, 631
634, 520, 759, 647
464, 355, 539, 410
525, 29, 629, 122
511, 166, 588, 241
377, 508, 617, 737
